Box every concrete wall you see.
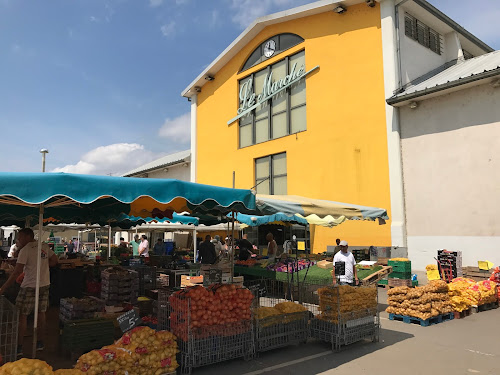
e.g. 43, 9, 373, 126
144, 163, 190, 181
400, 83, 500, 270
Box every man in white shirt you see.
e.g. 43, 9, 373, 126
0, 228, 58, 356
332, 240, 359, 286
138, 235, 149, 257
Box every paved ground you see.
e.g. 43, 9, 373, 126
23, 287, 500, 374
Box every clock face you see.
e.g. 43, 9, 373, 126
264, 40, 276, 58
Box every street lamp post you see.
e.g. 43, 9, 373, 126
40, 149, 49, 173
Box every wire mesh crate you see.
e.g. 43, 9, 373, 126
312, 285, 379, 351
134, 266, 157, 295
162, 286, 255, 374
0, 296, 19, 363
254, 310, 309, 352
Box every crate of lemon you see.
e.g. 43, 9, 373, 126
253, 302, 309, 352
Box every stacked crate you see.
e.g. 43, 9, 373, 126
388, 260, 412, 287
352, 249, 370, 263
59, 297, 105, 323
101, 268, 139, 305
437, 250, 462, 279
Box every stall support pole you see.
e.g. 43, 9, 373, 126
230, 171, 236, 283
108, 223, 112, 259
193, 228, 197, 263
32, 204, 43, 358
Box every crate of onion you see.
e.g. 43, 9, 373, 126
167, 284, 255, 374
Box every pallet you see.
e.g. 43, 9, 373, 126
388, 313, 454, 327
388, 278, 412, 287
361, 266, 393, 286
472, 301, 499, 313
453, 308, 472, 319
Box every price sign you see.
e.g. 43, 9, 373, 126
208, 269, 222, 284
117, 309, 141, 333
249, 281, 267, 297
335, 262, 346, 276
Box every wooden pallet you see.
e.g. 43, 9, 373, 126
388, 312, 454, 327
361, 266, 393, 286
388, 278, 412, 287
453, 308, 472, 319
472, 301, 499, 313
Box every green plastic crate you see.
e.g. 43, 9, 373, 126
388, 260, 412, 273
62, 319, 115, 351
378, 279, 388, 285
412, 280, 419, 287
389, 271, 412, 279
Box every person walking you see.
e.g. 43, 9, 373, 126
0, 228, 58, 356
332, 240, 359, 286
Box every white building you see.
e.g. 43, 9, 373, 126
122, 149, 191, 181
388, 51, 500, 270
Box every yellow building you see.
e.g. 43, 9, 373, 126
181, 0, 492, 253
184, 0, 391, 252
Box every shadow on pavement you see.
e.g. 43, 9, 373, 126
192, 328, 414, 375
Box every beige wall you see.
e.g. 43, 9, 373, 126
400, 82, 500, 269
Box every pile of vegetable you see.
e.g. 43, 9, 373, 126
169, 284, 254, 341
235, 259, 257, 266
254, 302, 308, 326
386, 280, 453, 320
74, 326, 179, 375
317, 285, 377, 323
0, 359, 54, 375
448, 278, 498, 311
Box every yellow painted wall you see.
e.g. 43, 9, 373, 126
195, 3, 391, 252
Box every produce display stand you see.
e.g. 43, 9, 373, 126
310, 286, 379, 351
160, 287, 255, 375
0, 296, 18, 363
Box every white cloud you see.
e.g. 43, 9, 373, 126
52, 143, 160, 176
209, 9, 219, 29
175, 0, 189, 4
160, 21, 176, 37
229, 0, 301, 29
149, 0, 162, 7
158, 112, 191, 143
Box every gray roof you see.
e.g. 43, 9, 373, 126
388, 50, 500, 105
122, 150, 191, 177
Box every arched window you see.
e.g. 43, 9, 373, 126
240, 33, 304, 72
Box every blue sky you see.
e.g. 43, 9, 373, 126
1, 0, 498, 175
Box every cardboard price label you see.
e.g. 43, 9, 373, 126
117, 309, 141, 333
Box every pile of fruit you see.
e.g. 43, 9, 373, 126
390, 258, 409, 262
317, 285, 377, 323
75, 326, 178, 375
386, 280, 453, 320
426, 264, 438, 271
169, 284, 254, 341
0, 359, 54, 375
489, 267, 500, 300
254, 302, 308, 326
447, 278, 498, 311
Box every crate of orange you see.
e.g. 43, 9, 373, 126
166, 284, 255, 373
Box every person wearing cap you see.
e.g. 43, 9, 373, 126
332, 240, 358, 286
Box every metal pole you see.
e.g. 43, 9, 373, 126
33, 148, 48, 358
193, 228, 197, 263
230, 171, 235, 283
108, 223, 112, 259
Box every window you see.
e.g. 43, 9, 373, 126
255, 153, 287, 195
241, 33, 304, 72
239, 50, 307, 148
404, 13, 442, 55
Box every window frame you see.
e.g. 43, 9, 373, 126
238, 50, 306, 148
404, 13, 442, 55
254, 152, 287, 195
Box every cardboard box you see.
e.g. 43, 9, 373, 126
317, 260, 333, 269
181, 275, 204, 287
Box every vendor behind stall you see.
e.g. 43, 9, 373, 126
199, 235, 217, 264
237, 234, 254, 261
130, 234, 141, 256
0, 228, 58, 356
332, 241, 358, 286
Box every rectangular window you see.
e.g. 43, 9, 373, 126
239, 50, 306, 148
404, 13, 441, 55
255, 153, 287, 195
